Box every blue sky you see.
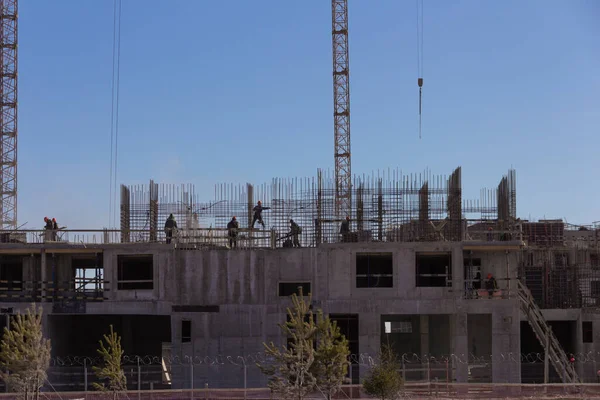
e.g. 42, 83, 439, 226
17, 0, 599, 230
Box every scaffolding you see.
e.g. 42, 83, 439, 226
119, 167, 519, 248
520, 222, 600, 310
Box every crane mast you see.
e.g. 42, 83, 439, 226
0, 0, 18, 229
331, 0, 351, 220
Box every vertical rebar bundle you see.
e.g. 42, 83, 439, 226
119, 168, 518, 247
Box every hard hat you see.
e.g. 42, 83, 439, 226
487, 273, 492, 279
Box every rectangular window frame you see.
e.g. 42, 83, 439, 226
356, 252, 394, 288
416, 252, 452, 287
182, 320, 191, 343
117, 255, 154, 291
278, 282, 312, 297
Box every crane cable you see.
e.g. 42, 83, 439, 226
417, 0, 424, 139
108, 0, 122, 228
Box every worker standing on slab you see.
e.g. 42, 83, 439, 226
43, 217, 53, 242
485, 273, 498, 298
251, 201, 270, 229
227, 216, 239, 248
51, 218, 59, 241
340, 216, 350, 242
290, 219, 302, 247
164, 214, 177, 244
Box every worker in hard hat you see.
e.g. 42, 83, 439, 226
485, 273, 498, 298
43, 217, 53, 242
251, 201, 270, 229
227, 216, 239, 248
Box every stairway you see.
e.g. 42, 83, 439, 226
517, 280, 580, 383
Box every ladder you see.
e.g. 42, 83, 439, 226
517, 280, 579, 383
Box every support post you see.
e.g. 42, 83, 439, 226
84, 359, 88, 398
40, 249, 47, 302
243, 364, 247, 400
544, 329, 550, 384
137, 357, 141, 400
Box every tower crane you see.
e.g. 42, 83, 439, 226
0, 0, 18, 230
331, 0, 351, 220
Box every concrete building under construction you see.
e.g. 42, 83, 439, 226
0, 167, 599, 390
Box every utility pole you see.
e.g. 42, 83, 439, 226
0, 0, 18, 230
331, 0, 351, 220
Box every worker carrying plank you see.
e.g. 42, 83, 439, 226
251, 201, 270, 229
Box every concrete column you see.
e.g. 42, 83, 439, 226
40, 250, 47, 302
452, 247, 464, 298
491, 308, 520, 383
452, 313, 468, 382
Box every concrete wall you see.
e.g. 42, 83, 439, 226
0, 241, 567, 386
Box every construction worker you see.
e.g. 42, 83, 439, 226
43, 217, 53, 242
340, 216, 350, 242
164, 214, 177, 244
251, 201, 270, 229
485, 273, 498, 298
290, 219, 302, 247
227, 216, 239, 248
51, 218, 59, 241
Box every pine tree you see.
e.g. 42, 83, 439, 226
0, 303, 52, 400
362, 344, 404, 400
93, 325, 127, 399
311, 311, 350, 400
258, 288, 317, 400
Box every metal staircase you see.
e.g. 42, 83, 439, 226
517, 280, 580, 383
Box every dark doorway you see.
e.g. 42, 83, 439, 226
330, 314, 359, 384
520, 320, 576, 383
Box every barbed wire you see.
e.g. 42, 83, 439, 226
48, 351, 600, 368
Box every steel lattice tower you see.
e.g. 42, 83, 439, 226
0, 0, 17, 229
331, 0, 351, 219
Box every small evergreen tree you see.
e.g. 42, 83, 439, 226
0, 303, 51, 400
93, 325, 127, 399
362, 344, 404, 400
258, 288, 317, 400
311, 311, 350, 400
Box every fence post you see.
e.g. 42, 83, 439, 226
243, 363, 247, 400
137, 357, 141, 400
401, 356, 406, 382
204, 383, 208, 400
190, 362, 194, 400
84, 358, 88, 399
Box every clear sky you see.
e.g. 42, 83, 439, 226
17, 0, 599, 230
